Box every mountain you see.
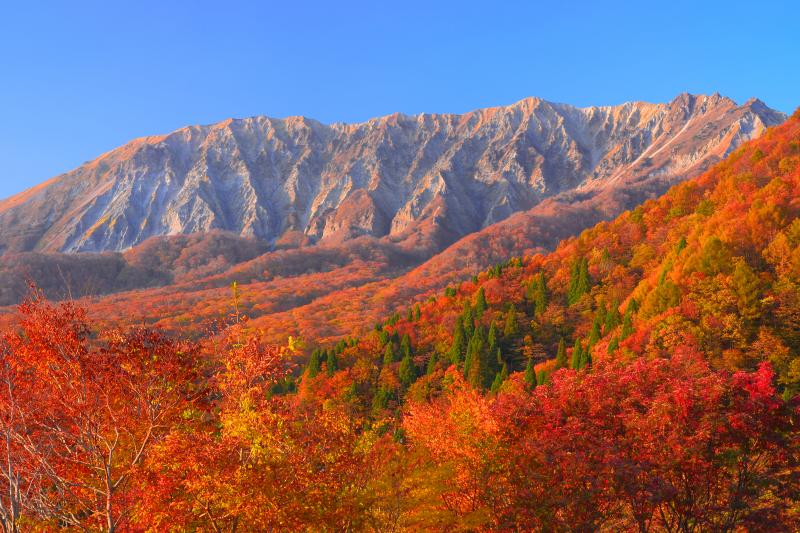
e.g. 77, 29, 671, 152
367, 107, 800, 385
0, 94, 784, 256
5, 107, 798, 532
277, 106, 800, 530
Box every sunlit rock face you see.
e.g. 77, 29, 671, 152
0, 93, 785, 254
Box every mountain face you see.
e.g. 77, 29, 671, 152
0, 93, 785, 255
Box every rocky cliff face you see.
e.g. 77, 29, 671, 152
0, 93, 785, 254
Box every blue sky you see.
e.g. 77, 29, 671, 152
1, 0, 798, 199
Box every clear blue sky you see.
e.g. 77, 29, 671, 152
1, 0, 798, 200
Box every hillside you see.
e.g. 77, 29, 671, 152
356, 108, 800, 392
1, 95, 785, 340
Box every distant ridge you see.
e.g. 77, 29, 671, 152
0, 93, 785, 255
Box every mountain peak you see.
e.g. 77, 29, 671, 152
0, 94, 785, 255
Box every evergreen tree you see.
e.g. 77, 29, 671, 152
555, 338, 568, 369
307, 349, 322, 378
475, 287, 488, 318
399, 353, 416, 388
449, 317, 466, 365
604, 299, 621, 333
571, 339, 583, 370
490, 363, 509, 394
325, 350, 337, 376
462, 303, 475, 338
372, 386, 391, 412
490, 372, 503, 394
587, 317, 602, 351
466, 327, 488, 388
488, 321, 498, 351
536, 370, 546, 386
383, 344, 396, 366
463, 349, 474, 378
463, 327, 484, 378
621, 299, 638, 340
413, 304, 422, 321
579, 347, 592, 369
524, 358, 537, 389
596, 302, 608, 329
568, 258, 591, 305
608, 336, 620, 354
426, 352, 437, 375
503, 305, 519, 337
467, 349, 487, 391
400, 334, 412, 359
533, 273, 549, 315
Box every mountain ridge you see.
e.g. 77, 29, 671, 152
0, 93, 785, 255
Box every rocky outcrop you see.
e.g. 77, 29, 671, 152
0, 93, 785, 254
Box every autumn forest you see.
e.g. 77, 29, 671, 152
0, 107, 796, 532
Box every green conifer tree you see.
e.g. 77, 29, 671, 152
488, 321, 498, 353
571, 339, 583, 370
468, 350, 487, 391
503, 305, 519, 337
530, 272, 549, 316
449, 317, 466, 364
490, 363, 509, 394
462, 303, 475, 338
490, 372, 503, 394
463, 349, 474, 378
596, 302, 608, 328
568, 258, 591, 304
383, 344, 396, 366
524, 358, 537, 389
466, 327, 488, 388
307, 349, 322, 378
475, 287, 488, 318
555, 338, 568, 369
372, 386, 391, 412
426, 352, 437, 375
326, 350, 337, 376
587, 317, 602, 351
399, 353, 416, 388
604, 299, 621, 333
579, 347, 592, 369
607, 336, 619, 354
537, 370, 546, 386
463, 327, 484, 377
621, 299, 638, 339
401, 334, 412, 359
